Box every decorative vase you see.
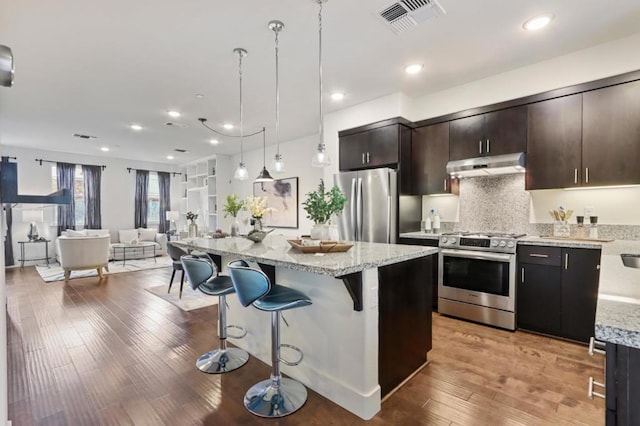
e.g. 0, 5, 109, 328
310, 223, 330, 240
253, 218, 263, 232
188, 222, 198, 238
231, 219, 240, 237
328, 223, 339, 241
553, 220, 570, 238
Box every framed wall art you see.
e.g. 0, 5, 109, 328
253, 177, 299, 228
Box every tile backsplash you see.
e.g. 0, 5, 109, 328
455, 174, 530, 234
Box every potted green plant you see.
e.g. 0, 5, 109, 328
223, 194, 246, 236
302, 179, 347, 240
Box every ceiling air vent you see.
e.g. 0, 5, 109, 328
73, 133, 97, 140
174, 149, 187, 153
377, 0, 446, 34
165, 121, 187, 128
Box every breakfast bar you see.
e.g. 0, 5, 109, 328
174, 235, 438, 420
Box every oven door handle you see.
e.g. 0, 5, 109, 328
440, 248, 513, 262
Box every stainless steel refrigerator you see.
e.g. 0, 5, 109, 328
333, 168, 397, 243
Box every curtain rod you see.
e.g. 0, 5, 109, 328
126, 167, 182, 177
35, 158, 107, 170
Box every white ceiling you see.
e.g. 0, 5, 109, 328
1, 0, 640, 164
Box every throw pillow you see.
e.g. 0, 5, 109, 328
119, 229, 139, 244
65, 229, 87, 237
138, 228, 157, 242
86, 229, 110, 237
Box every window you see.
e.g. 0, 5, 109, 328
51, 165, 85, 227
147, 172, 160, 225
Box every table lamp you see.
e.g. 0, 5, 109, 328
166, 210, 180, 235
22, 210, 43, 241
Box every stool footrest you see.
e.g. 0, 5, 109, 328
279, 343, 303, 366
226, 324, 247, 339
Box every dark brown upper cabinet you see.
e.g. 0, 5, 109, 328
412, 122, 457, 195
526, 94, 583, 190
582, 80, 640, 187
449, 106, 527, 161
338, 119, 412, 194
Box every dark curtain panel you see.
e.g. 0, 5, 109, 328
57, 162, 76, 235
82, 165, 102, 229
4, 205, 14, 266
157, 172, 171, 233
134, 169, 149, 228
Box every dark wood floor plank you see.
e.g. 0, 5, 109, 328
6, 265, 605, 425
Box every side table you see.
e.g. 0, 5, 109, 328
18, 239, 51, 268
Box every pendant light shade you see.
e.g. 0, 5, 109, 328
255, 127, 274, 182
233, 47, 249, 181
312, 0, 331, 168
269, 20, 286, 174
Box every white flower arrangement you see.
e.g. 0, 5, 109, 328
246, 196, 275, 220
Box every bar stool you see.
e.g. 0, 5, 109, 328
181, 256, 249, 373
167, 243, 187, 298
227, 261, 312, 418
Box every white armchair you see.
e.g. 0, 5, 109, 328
56, 235, 111, 281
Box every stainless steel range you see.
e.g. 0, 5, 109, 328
438, 232, 525, 330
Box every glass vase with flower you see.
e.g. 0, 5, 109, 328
223, 194, 246, 236
186, 211, 199, 238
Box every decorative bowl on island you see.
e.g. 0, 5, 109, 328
243, 229, 274, 243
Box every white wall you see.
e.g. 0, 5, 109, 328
228, 134, 324, 237
0, 146, 182, 261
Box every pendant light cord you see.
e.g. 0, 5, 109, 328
263, 127, 267, 166
318, 0, 324, 149
275, 26, 280, 157
239, 51, 244, 164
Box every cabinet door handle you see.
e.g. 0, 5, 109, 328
565, 253, 569, 270
529, 253, 549, 258
521, 267, 525, 283
479, 140, 483, 154
362, 153, 365, 164
585, 167, 589, 183
588, 377, 605, 400
366, 152, 370, 164
486, 139, 490, 153
574, 168, 578, 184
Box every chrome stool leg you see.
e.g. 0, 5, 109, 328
244, 311, 307, 417
196, 294, 249, 374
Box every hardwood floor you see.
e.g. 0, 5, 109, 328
6, 266, 605, 425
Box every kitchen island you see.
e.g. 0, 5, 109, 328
173, 235, 438, 420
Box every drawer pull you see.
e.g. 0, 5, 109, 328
588, 337, 606, 356
529, 253, 549, 258
588, 376, 605, 400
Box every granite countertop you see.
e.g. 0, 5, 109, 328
399, 231, 441, 240
172, 235, 438, 277
593, 241, 640, 349
518, 236, 602, 249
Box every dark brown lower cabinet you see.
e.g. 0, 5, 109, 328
378, 255, 433, 396
517, 246, 601, 343
605, 343, 640, 425
398, 237, 439, 310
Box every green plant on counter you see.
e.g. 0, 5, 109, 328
302, 179, 347, 224
222, 194, 246, 218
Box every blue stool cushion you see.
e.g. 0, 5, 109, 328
182, 256, 236, 296
199, 275, 235, 296
253, 284, 312, 312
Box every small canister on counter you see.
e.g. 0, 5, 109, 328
589, 216, 598, 239
576, 215, 586, 239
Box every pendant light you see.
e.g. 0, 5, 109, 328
255, 127, 274, 182
311, 0, 331, 168
233, 47, 249, 181
269, 20, 286, 174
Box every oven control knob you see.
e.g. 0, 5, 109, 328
507, 241, 515, 248
499, 241, 506, 247
441, 237, 448, 244
491, 240, 498, 246
450, 238, 456, 244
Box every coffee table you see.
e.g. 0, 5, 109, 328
111, 242, 157, 267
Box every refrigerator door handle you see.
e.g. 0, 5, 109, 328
356, 177, 363, 241
350, 178, 357, 240
387, 195, 392, 243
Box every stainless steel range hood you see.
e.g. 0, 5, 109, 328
446, 152, 526, 178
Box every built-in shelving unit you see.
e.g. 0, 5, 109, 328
179, 155, 230, 233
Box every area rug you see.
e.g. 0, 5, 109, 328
145, 285, 218, 312
35, 256, 173, 283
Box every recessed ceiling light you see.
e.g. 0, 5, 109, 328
100, 147, 110, 152
210, 139, 219, 145
166, 155, 175, 160
195, 94, 204, 99
130, 124, 143, 131
522, 14, 554, 31
331, 92, 345, 101
404, 64, 424, 75
223, 123, 234, 130
167, 110, 181, 118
